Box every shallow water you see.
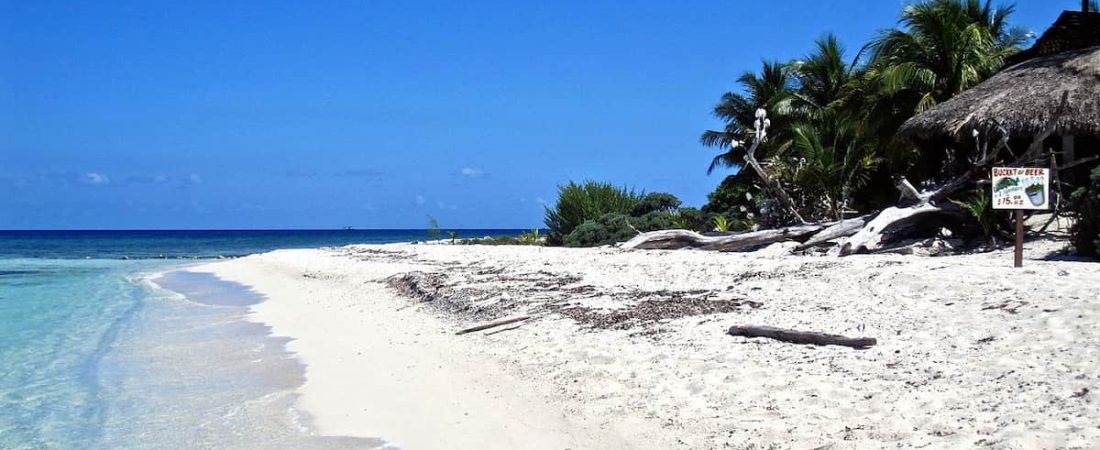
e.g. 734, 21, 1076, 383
0, 259, 162, 449
97, 271, 383, 449
0, 259, 385, 449
0, 230, 522, 448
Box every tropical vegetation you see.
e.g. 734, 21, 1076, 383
539, 0, 1099, 254
699, 0, 1032, 229
540, 180, 749, 247
950, 189, 997, 241
544, 181, 641, 245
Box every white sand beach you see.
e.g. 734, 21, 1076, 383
192, 241, 1100, 449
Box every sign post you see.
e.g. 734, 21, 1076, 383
991, 167, 1050, 268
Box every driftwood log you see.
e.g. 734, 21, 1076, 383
835, 204, 956, 255
621, 224, 824, 252
796, 215, 870, 250
455, 315, 532, 335
728, 325, 877, 349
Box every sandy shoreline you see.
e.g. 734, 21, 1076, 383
190, 240, 1100, 449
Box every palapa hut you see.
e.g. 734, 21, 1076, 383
897, 8, 1100, 188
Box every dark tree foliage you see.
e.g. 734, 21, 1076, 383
632, 211, 677, 232
631, 193, 682, 216
674, 207, 713, 233
702, 175, 762, 225
1071, 166, 1100, 257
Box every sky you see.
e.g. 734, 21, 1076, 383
0, 0, 1079, 229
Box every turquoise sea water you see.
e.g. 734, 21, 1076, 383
0, 230, 522, 449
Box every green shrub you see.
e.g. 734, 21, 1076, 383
631, 211, 677, 232
950, 189, 995, 240
544, 181, 640, 245
1071, 166, 1100, 257
564, 213, 637, 247
671, 207, 712, 233
631, 193, 682, 216
518, 228, 541, 243
460, 235, 542, 246
712, 215, 731, 232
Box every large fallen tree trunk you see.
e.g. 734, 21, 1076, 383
622, 224, 824, 252
834, 204, 958, 255
796, 215, 870, 250
728, 325, 876, 349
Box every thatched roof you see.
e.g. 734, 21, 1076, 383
1007, 11, 1100, 65
897, 44, 1100, 142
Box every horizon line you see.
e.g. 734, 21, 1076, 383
0, 227, 543, 232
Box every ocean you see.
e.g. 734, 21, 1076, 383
0, 229, 524, 449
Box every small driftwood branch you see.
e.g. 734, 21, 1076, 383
456, 315, 532, 335
744, 148, 806, 224
483, 324, 524, 336
896, 177, 922, 201
622, 224, 825, 252
728, 325, 877, 349
926, 132, 1009, 203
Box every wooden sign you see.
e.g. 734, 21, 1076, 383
992, 167, 1050, 210
991, 167, 1049, 268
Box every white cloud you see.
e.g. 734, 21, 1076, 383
82, 173, 110, 185
188, 174, 203, 185
536, 197, 548, 205
414, 195, 426, 205
154, 175, 168, 183
459, 167, 484, 178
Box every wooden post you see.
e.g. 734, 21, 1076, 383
1014, 209, 1024, 268
1062, 135, 1076, 185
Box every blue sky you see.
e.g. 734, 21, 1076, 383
0, 0, 1077, 229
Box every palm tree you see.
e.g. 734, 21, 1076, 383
701, 61, 795, 174
788, 33, 856, 121
868, 0, 1029, 114
703, 36, 859, 176
788, 113, 880, 220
